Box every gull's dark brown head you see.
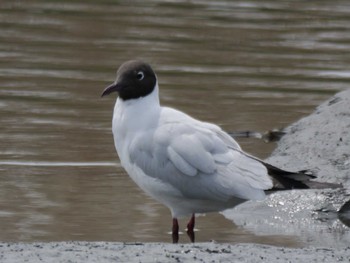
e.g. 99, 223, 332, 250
101, 60, 157, 101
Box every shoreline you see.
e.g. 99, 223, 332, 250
1, 241, 349, 262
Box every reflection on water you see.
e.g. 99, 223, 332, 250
0, 0, 349, 246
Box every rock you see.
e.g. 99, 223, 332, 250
223, 89, 350, 248
267, 89, 350, 186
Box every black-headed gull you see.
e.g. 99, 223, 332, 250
101, 60, 318, 243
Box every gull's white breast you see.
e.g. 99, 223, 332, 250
111, 84, 273, 217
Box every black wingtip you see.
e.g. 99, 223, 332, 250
263, 162, 341, 190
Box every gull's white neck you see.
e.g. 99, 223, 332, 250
112, 82, 161, 138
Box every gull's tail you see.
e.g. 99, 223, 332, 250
262, 162, 342, 190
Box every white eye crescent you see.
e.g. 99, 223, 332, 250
136, 71, 144, 80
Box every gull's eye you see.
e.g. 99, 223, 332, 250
136, 71, 144, 81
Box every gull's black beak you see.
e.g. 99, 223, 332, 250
101, 82, 120, 97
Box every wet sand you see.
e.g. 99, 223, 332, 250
1, 241, 349, 262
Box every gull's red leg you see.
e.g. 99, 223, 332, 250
186, 213, 195, 243
172, 218, 179, 243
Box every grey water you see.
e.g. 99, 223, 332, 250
0, 0, 349, 245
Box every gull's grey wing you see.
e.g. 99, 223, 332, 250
128, 120, 273, 201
